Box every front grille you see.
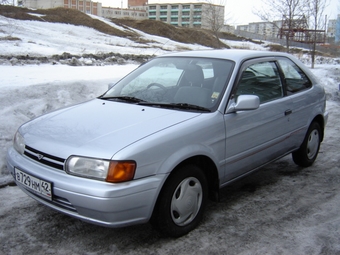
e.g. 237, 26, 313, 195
24, 145, 65, 170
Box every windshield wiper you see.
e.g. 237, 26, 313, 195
172, 103, 211, 112
99, 96, 146, 103
139, 102, 211, 112
100, 97, 211, 112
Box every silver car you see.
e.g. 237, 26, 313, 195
7, 50, 328, 237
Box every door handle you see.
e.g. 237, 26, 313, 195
285, 109, 292, 116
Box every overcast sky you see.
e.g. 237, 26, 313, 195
99, 0, 339, 25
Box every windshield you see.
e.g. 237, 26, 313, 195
101, 57, 234, 112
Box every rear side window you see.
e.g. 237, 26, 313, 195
278, 58, 312, 94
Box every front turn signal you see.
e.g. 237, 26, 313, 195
106, 161, 136, 183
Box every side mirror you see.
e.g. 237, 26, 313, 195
227, 95, 260, 113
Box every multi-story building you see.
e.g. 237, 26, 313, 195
236, 24, 249, 32
328, 19, 337, 38
148, 2, 225, 29
101, 0, 148, 20
247, 21, 281, 38
101, 7, 148, 19
19, 0, 102, 16
328, 15, 340, 43
337, 15, 340, 43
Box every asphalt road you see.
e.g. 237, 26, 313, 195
1, 103, 339, 255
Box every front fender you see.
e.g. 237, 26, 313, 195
157, 143, 221, 176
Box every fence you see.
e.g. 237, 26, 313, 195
234, 30, 326, 52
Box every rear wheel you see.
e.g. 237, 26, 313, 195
151, 164, 208, 237
292, 122, 321, 167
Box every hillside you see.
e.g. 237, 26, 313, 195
0, 5, 235, 49
1, 5, 338, 64
0, 5, 133, 38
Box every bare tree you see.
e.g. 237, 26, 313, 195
308, 0, 328, 68
254, 0, 309, 52
202, 0, 226, 47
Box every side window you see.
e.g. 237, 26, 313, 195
235, 61, 283, 103
278, 58, 312, 94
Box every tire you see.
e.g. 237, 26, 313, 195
292, 122, 321, 167
151, 164, 208, 237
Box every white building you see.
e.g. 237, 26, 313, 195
248, 21, 281, 38
19, 0, 102, 16
101, 7, 148, 20
148, 2, 225, 29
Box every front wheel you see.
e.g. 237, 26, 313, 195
151, 164, 208, 237
292, 122, 321, 167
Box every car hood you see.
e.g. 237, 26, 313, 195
20, 99, 201, 159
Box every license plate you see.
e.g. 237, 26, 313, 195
14, 168, 52, 200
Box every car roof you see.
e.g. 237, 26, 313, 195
158, 49, 291, 62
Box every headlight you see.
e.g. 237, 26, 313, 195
66, 156, 136, 183
13, 131, 25, 155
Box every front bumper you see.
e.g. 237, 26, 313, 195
6, 147, 165, 227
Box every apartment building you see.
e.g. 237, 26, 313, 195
19, 0, 102, 16
101, 0, 148, 20
327, 15, 340, 43
328, 19, 337, 38
101, 7, 148, 19
249, 21, 282, 38
148, 2, 224, 29
337, 15, 340, 43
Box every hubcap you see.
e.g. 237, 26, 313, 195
307, 129, 320, 159
171, 177, 203, 226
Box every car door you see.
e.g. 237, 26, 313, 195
276, 57, 314, 150
221, 58, 293, 182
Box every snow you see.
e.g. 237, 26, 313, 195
0, 15, 209, 57
1, 13, 340, 254
0, 64, 137, 87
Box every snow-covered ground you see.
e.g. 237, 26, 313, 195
0, 14, 211, 58
1, 14, 340, 254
